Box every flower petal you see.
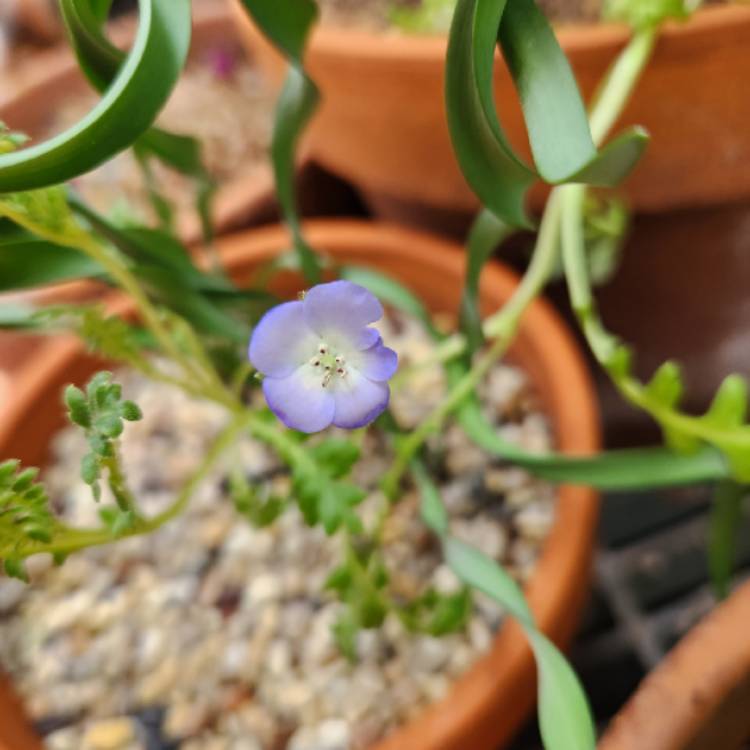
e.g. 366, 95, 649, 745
249, 301, 319, 378
332, 369, 390, 429
349, 341, 398, 382
303, 281, 383, 351
263, 366, 335, 433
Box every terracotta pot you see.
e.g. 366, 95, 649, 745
4, 0, 61, 43
0, 3, 278, 245
0, 220, 600, 750
230, 3, 750, 225
598, 579, 750, 750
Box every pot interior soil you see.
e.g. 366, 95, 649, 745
0, 310, 558, 750
26, 41, 274, 225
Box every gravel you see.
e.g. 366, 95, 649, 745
0, 311, 557, 750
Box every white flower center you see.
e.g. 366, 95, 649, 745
309, 342, 349, 389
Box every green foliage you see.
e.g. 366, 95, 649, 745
460, 209, 513, 356
236, 0, 321, 282
98, 506, 137, 538
446, 0, 648, 228
0, 0, 192, 192
413, 466, 596, 750
64, 372, 142, 501
0, 122, 29, 154
560, 184, 750, 483
603, 0, 699, 28
389, 0, 456, 33
289, 439, 366, 535
59, 0, 216, 244
582, 195, 629, 286
0, 460, 57, 580
327, 547, 391, 660
401, 587, 472, 636
708, 481, 746, 599
229, 471, 286, 529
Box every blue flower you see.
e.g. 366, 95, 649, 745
249, 281, 398, 433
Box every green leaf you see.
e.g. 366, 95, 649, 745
457, 391, 729, 489
645, 361, 684, 410
708, 480, 746, 600
445, 0, 648, 228
64, 385, 91, 428
332, 612, 359, 663
0, 225, 102, 291
529, 631, 597, 750
0, 0, 192, 191
444, 535, 595, 750
445, 536, 532, 623
604, 0, 695, 28
401, 587, 473, 636
310, 440, 361, 479
389, 0, 456, 33
236, 0, 321, 283
460, 209, 513, 355
0, 460, 56, 567
703, 375, 748, 429
411, 461, 449, 536
120, 401, 143, 422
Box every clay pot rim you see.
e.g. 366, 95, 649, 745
0, 220, 600, 750
304, 3, 750, 61
0, 3, 279, 245
599, 579, 750, 750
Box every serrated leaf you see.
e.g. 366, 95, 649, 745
332, 613, 359, 663
645, 361, 684, 409
64, 385, 91, 428
703, 375, 748, 429
3, 559, 28, 582
120, 401, 143, 422
310, 440, 361, 479
111, 510, 136, 537
81, 453, 100, 486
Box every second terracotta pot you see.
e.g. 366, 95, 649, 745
0, 220, 600, 750
230, 3, 750, 222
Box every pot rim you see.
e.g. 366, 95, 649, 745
0, 220, 601, 750
599, 578, 750, 750
299, 3, 749, 62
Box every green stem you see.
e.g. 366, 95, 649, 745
382, 193, 563, 499
588, 28, 656, 147
12, 412, 254, 560
102, 451, 141, 519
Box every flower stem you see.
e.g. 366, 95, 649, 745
382, 193, 563, 499
383, 26, 656, 499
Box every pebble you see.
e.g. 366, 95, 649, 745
288, 719, 351, 750
81, 718, 138, 750
2, 314, 557, 750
